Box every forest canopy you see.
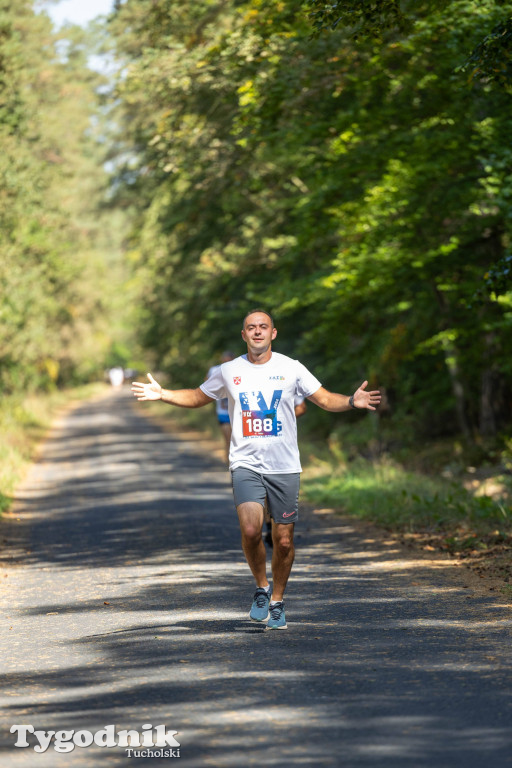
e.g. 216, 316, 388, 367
0, 0, 134, 393
106, 0, 512, 444
1, 0, 511, 450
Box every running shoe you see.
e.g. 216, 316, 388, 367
266, 600, 287, 630
249, 587, 271, 622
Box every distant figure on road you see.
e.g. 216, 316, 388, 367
132, 309, 380, 630
206, 351, 234, 464
108, 367, 124, 388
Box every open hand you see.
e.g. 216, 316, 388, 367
353, 381, 381, 411
131, 373, 163, 401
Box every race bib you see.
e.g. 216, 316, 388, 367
239, 390, 282, 438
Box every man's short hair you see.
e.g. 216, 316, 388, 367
242, 308, 275, 329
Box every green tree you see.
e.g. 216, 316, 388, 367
109, 0, 512, 444
0, 2, 136, 392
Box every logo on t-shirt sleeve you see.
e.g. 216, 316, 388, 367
239, 390, 282, 437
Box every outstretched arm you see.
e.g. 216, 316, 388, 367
308, 381, 381, 412
131, 373, 214, 409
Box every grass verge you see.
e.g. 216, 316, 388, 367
301, 456, 510, 540
300, 445, 512, 581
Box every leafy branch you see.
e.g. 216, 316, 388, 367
458, 16, 512, 87
305, 0, 411, 38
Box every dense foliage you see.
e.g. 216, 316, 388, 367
3, 1, 511, 451
107, 0, 512, 448
0, 1, 133, 393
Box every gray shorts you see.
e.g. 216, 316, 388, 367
231, 467, 300, 524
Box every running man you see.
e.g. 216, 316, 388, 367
132, 309, 381, 630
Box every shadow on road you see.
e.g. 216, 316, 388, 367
0, 389, 511, 767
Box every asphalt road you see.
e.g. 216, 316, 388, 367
0, 388, 511, 767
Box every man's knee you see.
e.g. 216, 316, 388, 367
241, 522, 263, 543
273, 526, 294, 555
237, 502, 264, 543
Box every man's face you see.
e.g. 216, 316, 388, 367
241, 312, 277, 352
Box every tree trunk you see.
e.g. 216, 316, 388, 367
441, 339, 473, 442
479, 333, 497, 437
433, 284, 473, 442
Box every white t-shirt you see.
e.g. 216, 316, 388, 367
200, 352, 321, 473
